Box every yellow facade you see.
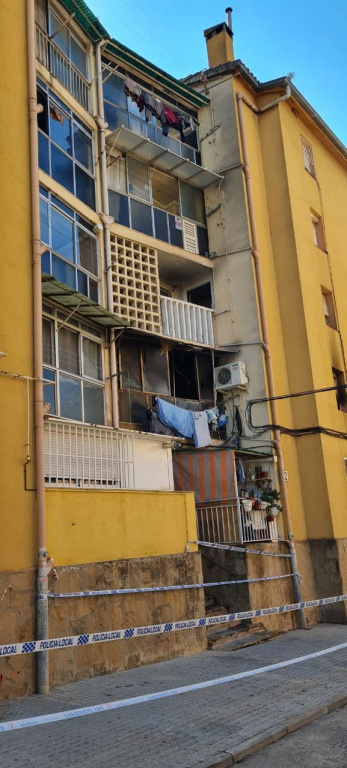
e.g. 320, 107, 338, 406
46, 489, 197, 566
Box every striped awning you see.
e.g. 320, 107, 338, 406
173, 448, 236, 503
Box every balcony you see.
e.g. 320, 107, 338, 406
196, 501, 280, 544
43, 420, 175, 491
36, 25, 90, 112
161, 296, 214, 347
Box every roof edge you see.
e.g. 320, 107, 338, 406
183, 61, 346, 159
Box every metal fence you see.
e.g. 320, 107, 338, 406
196, 500, 279, 544
36, 25, 90, 111
44, 420, 135, 489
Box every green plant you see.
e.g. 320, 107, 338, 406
260, 489, 283, 511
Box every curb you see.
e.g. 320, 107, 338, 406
200, 695, 347, 766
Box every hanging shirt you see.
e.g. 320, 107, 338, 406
192, 411, 211, 448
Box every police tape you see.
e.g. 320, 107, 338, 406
47, 572, 296, 599
192, 540, 293, 558
2, 638, 347, 733
0, 594, 346, 659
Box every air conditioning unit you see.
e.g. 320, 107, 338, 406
214, 362, 248, 391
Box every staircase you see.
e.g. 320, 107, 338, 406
205, 597, 281, 651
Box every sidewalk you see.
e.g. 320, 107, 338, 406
2, 624, 347, 768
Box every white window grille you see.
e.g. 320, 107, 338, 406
110, 235, 161, 333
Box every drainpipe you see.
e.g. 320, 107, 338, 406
236, 89, 306, 628
95, 40, 119, 429
27, 0, 49, 692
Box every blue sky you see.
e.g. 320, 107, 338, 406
86, 0, 347, 145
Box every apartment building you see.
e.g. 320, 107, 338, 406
185, 12, 347, 622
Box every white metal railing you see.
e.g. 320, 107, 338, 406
196, 500, 279, 544
44, 421, 135, 489
36, 25, 90, 112
161, 296, 214, 347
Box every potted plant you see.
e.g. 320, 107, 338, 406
261, 489, 283, 520
242, 498, 253, 513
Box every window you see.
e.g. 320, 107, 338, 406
40, 188, 99, 301
48, 8, 87, 78
187, 282, 213, 309
107, 155, 208, 254
43, 308, 105, 424
301, 136, 316, 178
37, 83, 96, 209
311, 212, 325, 251
332, 368, 347, 413
321, 288, 337, 330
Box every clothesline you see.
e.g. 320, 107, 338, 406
155, 398, 224, 449
124, 75, 197, 142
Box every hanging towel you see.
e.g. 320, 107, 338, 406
192, 411, 211, 448
157, 398, 194, 438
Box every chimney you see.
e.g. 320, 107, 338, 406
204, 8, 234, 68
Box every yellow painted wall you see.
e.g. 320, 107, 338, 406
46, 489, 198, 566
0, 1, 36, 572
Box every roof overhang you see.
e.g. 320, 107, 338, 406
106, 126, 222, 188
42, 274, 127, 328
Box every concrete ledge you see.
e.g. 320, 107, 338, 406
199, 700, 347, 766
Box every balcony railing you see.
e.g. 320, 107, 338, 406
44, 420, 135, 489
161, 296, 214, 347
196, 500, 279, 544
36, 25, 90, 112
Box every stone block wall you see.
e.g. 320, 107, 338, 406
0, 552, 206, 699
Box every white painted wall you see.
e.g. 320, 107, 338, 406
132, 433, 174, 491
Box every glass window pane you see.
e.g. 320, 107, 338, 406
89, 280, 98, 303
58, 326, 79, 374
130, 199, 153, 237
83, 338, 102, 380
153, 208, 169, 242
197, 225, 209, 257
109, 191, 129, 227
107, 157, 127, 193
38, 132, 50, 174
41, 250, 51, 273
168, 214, 183, 248
196, 352, 214, 401
52, 254, 76, 289
51, 207, 74, 261
43, 368, 56, 415
51, 144, 74, 193
59, 374, 82, 421
180, 181, 206, 225
43, 318, 54, 365
49, 11, 69, 55
70, 37, 87, 77
127, 157, 150, 202
77, 270, 88, 296
103, 73, 126, 109
75, 166, 96, 209
40, 197, 50, 245
51, 195, 73, 217
76, 227, 97, 274
120, 340, 141, 390
143, 344, 169, 394
36, 0, 47, 30
128, 114, 147, 137
152, 170, 179, 214
49, 103, 71, 153
180, 143, 195, 161
104, 102, 127, 132
83, 382, 104, 425
73, 124, 93, 171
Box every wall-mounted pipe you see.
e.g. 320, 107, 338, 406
96, 40, 119, 429
27, 0, 49, 693
236, 89, 306, 628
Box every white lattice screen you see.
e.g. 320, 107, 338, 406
110, 235, 161, 333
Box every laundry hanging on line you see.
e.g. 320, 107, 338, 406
122, 78, 198, 140
156, 398, 218, 448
